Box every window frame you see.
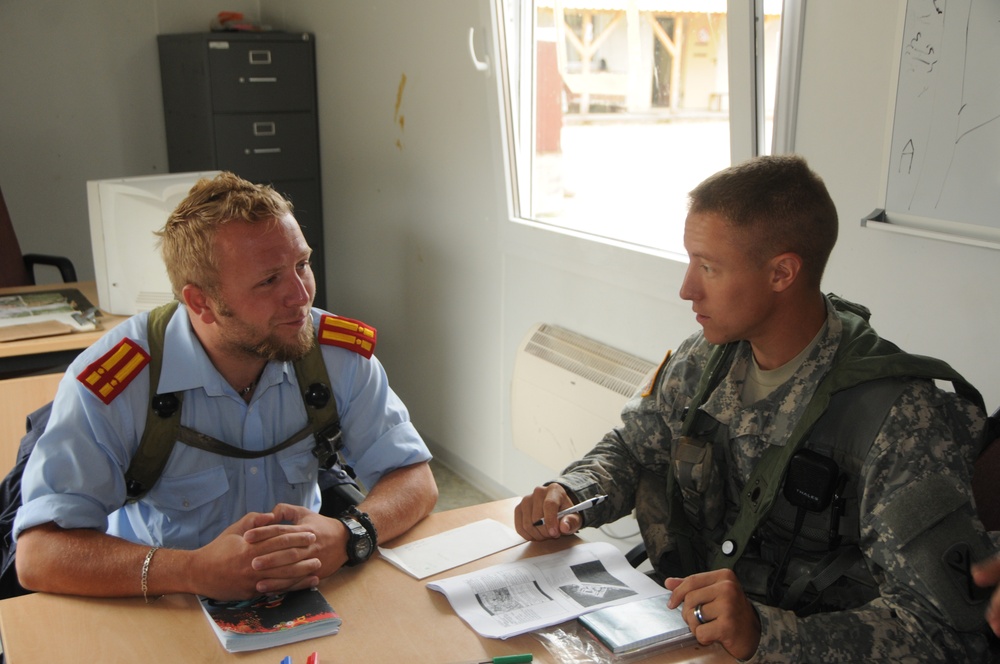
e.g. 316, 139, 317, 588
493, 0, 801, 262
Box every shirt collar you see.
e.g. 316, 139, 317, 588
702, 296, 843, 443
155, 306, 296, 397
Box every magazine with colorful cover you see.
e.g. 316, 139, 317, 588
198, 588, 341, 653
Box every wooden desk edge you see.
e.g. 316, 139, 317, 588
0, 498, 734, 664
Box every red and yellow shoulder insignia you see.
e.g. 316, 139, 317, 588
640, 349, 673, 398
318, 314, 377, 359
77, 338, 151, 405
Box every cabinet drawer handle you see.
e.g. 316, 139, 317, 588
245, 147, 282, 155
240, 76, 278, 84
253, 122, 276, 136
249, 50, 272, 65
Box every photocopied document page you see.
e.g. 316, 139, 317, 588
379, 518, 526, 579
427, 541, 669, 639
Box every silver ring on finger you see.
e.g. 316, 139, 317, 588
694, 603, 707, 625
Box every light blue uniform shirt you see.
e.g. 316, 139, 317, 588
14, 306, 430, 550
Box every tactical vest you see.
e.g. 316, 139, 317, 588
664, 295, 986, 615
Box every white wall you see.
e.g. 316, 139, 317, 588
1, 0, 997, 501
796, 1, 1000, 412
265, 0, 697, 497
0, 0, 262, 282
262, 0, 512, 494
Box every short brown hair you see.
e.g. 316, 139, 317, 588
688, 155, 838, 287
156, 172, 293, 298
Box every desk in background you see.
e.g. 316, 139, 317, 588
0, 498, 732, 664
0, 281, 127, 376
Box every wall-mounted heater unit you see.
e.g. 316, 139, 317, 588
512, 324, 658, 473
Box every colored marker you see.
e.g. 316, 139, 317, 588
464, 655, 533, 664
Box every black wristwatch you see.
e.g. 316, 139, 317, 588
338, 507, 377, 566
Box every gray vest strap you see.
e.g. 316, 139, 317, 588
779, 546, 864, 611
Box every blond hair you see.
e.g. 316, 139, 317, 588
156, 172, 293, 298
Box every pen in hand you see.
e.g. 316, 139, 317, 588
533, 494, 608, 527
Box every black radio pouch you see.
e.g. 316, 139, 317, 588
784, 448, 841, 511
768, 449, 843, 603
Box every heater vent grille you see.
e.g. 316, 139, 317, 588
512, 323, 657, 473
524, 324, 655, 398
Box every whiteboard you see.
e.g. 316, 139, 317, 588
871, 0, 1000, 248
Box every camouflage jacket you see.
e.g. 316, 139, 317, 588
556, 295, 994, 662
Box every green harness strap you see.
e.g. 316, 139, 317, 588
124, 302, 180, 500
123, 302, 343, 501
663, 342, 737, 571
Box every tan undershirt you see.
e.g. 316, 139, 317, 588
741, 322, 827, 406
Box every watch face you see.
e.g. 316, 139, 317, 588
342, 516, 373, 565
355, 536, 373, 560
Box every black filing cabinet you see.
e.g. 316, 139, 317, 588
157, 32, 326, 308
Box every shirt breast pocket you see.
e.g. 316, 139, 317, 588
146, 464, 229, 511
142, 465, 230, 547
279, 447, 320, 487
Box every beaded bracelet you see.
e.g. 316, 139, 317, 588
141, 546, 160, 604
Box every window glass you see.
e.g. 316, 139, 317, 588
498, 1, 783, 258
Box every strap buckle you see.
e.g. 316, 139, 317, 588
313, 422, 343, 470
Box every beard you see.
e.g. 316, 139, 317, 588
216, 302, 315, 362
239, 317, 314, 362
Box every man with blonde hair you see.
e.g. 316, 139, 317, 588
15, 172, 437, 600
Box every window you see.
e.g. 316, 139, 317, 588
495, 0, 788, 259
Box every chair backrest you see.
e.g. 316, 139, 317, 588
0, 185, 33, 288
972, 409, 1000, 532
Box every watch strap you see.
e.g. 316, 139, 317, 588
337, 515, 373, 566
342, 505, 378, 549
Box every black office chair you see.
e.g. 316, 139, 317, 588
0, 184, 77, 288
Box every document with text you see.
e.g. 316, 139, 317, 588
427, 540, 669, 639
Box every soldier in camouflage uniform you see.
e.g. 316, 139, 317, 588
514, 155, 996, 662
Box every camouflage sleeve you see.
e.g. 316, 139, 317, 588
750, 381, 994, 663
555, 334, 710, 530
556, 386, 680, 527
